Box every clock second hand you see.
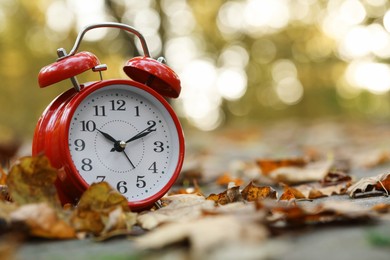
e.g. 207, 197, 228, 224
97, 129, 136, 169
122, 149, 135, 169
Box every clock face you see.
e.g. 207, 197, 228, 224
67, 83, 182, 203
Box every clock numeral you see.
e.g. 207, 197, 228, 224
74, 139, 85, 151
117, 181, 128, 194
96, 176, 106, 182
136, 176, 146, 188
80, 120, 96, 132
147, 120, 157, 131
148, 162, 158, 174
153, 141, 164, 153
110, 100, 126, 111
81, 158, 93, 171
93, 105, 106, 116
135, 106, 140, 117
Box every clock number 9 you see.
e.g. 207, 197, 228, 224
74, 139, 85, 151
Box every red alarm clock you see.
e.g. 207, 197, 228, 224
32, 23, 185, 211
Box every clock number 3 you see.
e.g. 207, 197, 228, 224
153, 141, 164, 152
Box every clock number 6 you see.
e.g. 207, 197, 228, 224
117, 181, 128, 194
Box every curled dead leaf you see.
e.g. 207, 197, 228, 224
135, 215, 268, 256
206, 186, 243, 205
10, 203, 75, 239
241, 181, 277, 201
267, 159, 333, 184
266, 200, 373, 228
70, 182, 136, 236
216, 172, 244, 187
138, 194, 215, 230
347, 173, 390, 198
279, 186, 306, 201
6, 155, 61, 207
256, 157, 307, 175
0, 167, 6, 185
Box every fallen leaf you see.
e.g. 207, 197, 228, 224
241, 181, 277, 201
321, 171, 352, 186
0, 167, 6, 185
267, 159, 333, 184
371, 203, 390, 214
266, 200, 373, 228
347, 173, 390, 198
206, 186, 243, 205
6, 155, 61, 207
216, 172, 244, 187
278, 185, 306, 201
135, 215, 267, 256
279, 171, 351, 201
70, 182, 136, 236
168, 180, 203, 196
137, 194, 215, 230
256, 157, 307, 175
10, 203, 75, 239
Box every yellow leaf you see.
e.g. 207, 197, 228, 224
6, 155, 61, 207
241, 181, 277, 201
70, 182, 135, 236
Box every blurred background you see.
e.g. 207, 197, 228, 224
1, 0, 390, 148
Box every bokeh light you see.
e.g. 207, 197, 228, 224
4, 0, 390, 136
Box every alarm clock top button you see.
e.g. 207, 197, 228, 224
38, 51, 100, 88
123, 56, 181, 98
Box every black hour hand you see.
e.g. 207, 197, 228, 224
97, 129, 117, 143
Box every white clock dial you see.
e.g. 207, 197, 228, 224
67, 84, 181, 201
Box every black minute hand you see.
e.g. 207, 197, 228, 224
126, 120, 157, 143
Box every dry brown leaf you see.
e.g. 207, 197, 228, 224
241, 181, 277, 201
216, 172, 244, 187
371, 203, 390, 214
6, 155, 61, 207
137, 194, 215, 230
168, 180, 203, 196
266, 200, 373, 227
0, 167, 6, 185
267, 159, 333, 184
279, 186, 306, 201
135, 215, 268, 256
10, 203, 75, 239
321, 171, 352, 186
256, 157, 307, 175
279, 171, 351, 201
347, 173, 390, 198
70, 182, 136, 236
206, 186, 243, 205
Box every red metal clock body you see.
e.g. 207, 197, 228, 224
32, 23, 184, 211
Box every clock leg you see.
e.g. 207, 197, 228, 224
154, 200, 163, 209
